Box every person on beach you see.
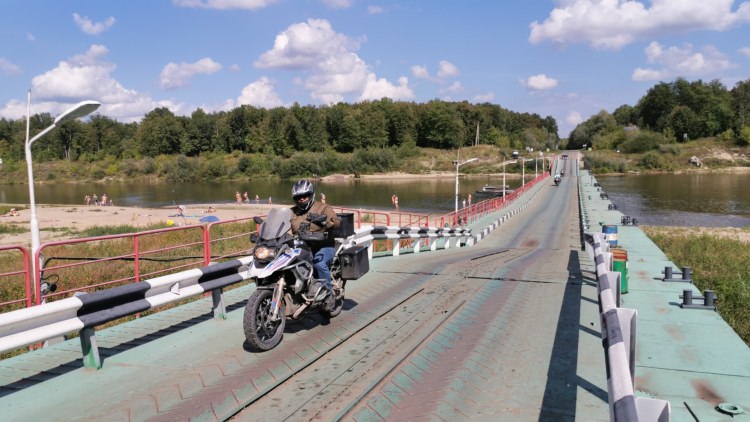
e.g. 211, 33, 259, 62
321, 192, 326, 204
243, 192, 249, 204
235, 191, 242, 205
101, 193, 108, 206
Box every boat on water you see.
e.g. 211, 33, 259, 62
474, 184, 513, 199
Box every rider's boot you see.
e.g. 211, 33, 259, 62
323, 292, 335, 312
310, 281, 331, 302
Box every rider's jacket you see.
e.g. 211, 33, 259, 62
290, 201, 340, 244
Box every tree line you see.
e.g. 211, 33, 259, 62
0, 99, 558, 166
568, 78, 750, 151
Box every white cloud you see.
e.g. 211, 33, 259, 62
368, 5, 386, 15
0, 44, 180, 122
73, 13, 116, 36
256, 19, 360, 70
437, 60, 460, 79
633, 41, 735, 80
230, 64, 241, 72
739, 46, 750, 57
411, 61, 459, 83
474, 92, 495, 102
321, 0, 353, 9
236, 76, 284, 108
522, 74, 559, 90
566, 111, 583, 126
529, 0, 750, 50
632, 67, 668, 81
0, 58, 20, 75
160, 58, 222, 90
360, 76, 413, 101
411, 65, 430, 79
172, 0, 278, 10
27, 33, 36, 41
439, 81, 464, 94
256, 18, 413, 103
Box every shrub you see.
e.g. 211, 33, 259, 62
619, 131, 663, 153
198, 155, 226, 180
639, 151, 668, 169
657, 143, 682, 155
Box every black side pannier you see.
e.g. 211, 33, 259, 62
330, 213, 355, 238
339, 244, 369, 280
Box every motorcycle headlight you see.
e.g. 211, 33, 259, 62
254, 246, 276, 261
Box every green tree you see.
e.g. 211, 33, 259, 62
136, 108, 186, 156
635, 82, 676, 131
666, 105, 698, 142
359, 104, 389, 149
731, 80, 750, 131
612, 104, 635, 126
417, 101, 464, 149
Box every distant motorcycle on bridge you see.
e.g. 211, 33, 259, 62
243, 207, 368, 351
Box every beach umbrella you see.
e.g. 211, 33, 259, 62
199, 215, 219, 223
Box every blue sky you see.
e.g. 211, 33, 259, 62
1, 0, 750, 137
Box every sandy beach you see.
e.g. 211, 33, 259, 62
0, 203, 283, 247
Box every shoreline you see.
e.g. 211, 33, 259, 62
0, 203, 286, 247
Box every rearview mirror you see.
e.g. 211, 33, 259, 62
253, 216, 264, 224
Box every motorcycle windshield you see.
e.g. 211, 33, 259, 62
259, 207, 292, 241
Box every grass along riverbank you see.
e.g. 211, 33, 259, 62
642, 226, 750, 346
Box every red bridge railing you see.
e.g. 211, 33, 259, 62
1, 172, 548, 311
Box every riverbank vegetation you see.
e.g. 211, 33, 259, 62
3, 78, 750, 182
642, 226, 750, 346
573, 78, 750, 174
0, 99, 557, 184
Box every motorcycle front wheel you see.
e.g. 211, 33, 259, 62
244, 289, 286, 351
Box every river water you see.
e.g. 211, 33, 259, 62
0, 175, 524, 213
596, 172, 750, 227
2, 172, 748, 227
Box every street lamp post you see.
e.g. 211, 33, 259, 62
502, 161, 506, 202
521, 158, 525, 187
453, 155, 478, 224
25, 91, 100, 300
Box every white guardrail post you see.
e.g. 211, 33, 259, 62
589, 232, 671, 421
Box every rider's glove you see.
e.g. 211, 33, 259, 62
308, 213, 327, 227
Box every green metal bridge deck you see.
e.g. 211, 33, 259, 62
0, 159, 748, 421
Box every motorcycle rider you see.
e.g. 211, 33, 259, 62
289, 179, 340, 310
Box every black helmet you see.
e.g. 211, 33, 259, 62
292, 179, 315, 211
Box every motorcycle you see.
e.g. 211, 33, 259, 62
554, 174, 561, 185
243, 207, 368, 351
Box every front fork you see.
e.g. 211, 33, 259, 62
270, 278, 285, 321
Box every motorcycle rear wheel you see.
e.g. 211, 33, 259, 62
244, 289, 286, 351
